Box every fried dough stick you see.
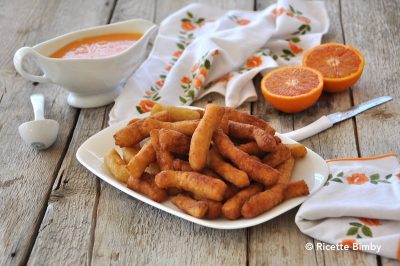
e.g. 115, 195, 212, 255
127, 173, 168, 203
284, 180, 309, 200
207, 148, 250, 188
228, 121, 277, 152
150, 129, 174, 171
173, 159, 193, 171
155, 170, 227, 201
193, 195, 222, 219
222, 184, 263, 220
122, 146, 140, 163
241, 179, 309, 218
143, 118, 199, 136
276, 157, 295, 184
237, 142, 265, 157
127, 118, 140, 125
172, 159, 219, 178
219, 112, 230, 133
241, 157, 297, 218
158, 129, 191, 154
213, 129, 279, 186
104, 148, 130, 183
172, 158, 239, 201
223, 107, 275, 135
151, 103, 201, 121
241, 184, 286, 218
171, 194, 208, 218
126, 141, 156, 179
124, 146, 160, 174
113, 111, 170, 147
189, 104, 225, 171
223, 184, 240, 201
204, 200, 222, 219
286, 143, 307, 158
263, 143, 291, 167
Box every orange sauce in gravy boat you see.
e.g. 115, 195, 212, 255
13, 19, 157, 108
50, 33, 143, 59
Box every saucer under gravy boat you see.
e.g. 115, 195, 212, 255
14, 19, 157, 108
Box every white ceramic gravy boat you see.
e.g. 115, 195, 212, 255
14, 19, 157, 108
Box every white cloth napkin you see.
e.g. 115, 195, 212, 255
109, 0, 329, 124
296, 154, 400, 260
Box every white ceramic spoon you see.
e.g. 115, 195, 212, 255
18, 94, 59, 150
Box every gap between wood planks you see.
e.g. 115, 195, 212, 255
337, 7, 383, 265
338, 0, 362, 159
85, 0, 119, 262
339, 2, 382, 266
87, 104, 114, 265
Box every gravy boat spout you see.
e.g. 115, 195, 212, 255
14, 19, 158, 108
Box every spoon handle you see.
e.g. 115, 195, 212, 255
30, 94, 45, 120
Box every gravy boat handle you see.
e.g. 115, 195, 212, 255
14, 47, 50, 83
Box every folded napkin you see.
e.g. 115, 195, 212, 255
109, 0, 329, 124
296, 154, 400, 260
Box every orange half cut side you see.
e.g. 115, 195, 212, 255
261, 66, 324, 113
302, 43, 365, 93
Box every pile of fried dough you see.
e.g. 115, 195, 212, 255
105, 104, 309, 220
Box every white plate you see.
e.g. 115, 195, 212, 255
76, 109, 328, 229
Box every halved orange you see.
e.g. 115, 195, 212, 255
302, 43, 365, 93
261, 66, 323, 113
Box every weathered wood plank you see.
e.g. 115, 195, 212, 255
90, 0, 252, 265
249, 0, 376, 265
342, 0, 400, 157
28, 107, 109, 266
0, 0, 114, 265
2, 1, 117, 265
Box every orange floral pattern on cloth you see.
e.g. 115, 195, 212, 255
236, 49, 270, 73
285, 5, 312, 26
135, 5, 313, 113
228, 15, 251, 26
289, 41, 303, 54
138, 99, 156, 113
181, 21, 196, 31
268, 5, 311, 61
272, 7, 285, 16
178, 50, 219, 104
340, 239, 358, 249
347, 173, 369, 185
136, 11, 205, 113
246, 55, 262, 68
181, 11, 205, 31
213, 73, 234, 85
325, 171, 394, 186
269, 36, 305, 61
359, 218, 381, 226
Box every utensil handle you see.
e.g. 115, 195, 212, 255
282, 116, 333, 142
31, 94, 45, 120
13, 47, 50, 83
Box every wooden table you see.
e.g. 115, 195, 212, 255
1, 0, 399, 265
